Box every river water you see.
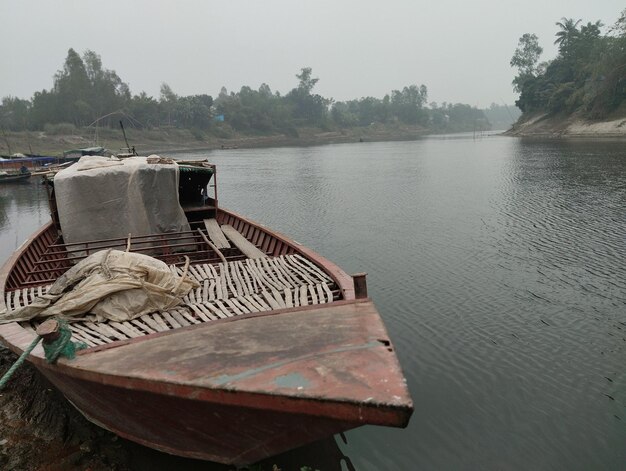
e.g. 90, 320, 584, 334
1, 134, 625, 470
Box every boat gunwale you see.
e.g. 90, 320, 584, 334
0, 207, 356, 353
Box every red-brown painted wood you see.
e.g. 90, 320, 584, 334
0, 204, 409, 464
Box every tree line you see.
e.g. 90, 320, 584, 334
511, 8, 626, 118
1, 48, 495, 136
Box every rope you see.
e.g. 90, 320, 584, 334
43, 319, 86, 363
0, 335, 41, 390
0, 319, 86, 390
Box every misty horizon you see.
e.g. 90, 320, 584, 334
1, 0, 624, 108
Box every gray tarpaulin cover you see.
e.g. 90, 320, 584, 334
0, 249, 199, 323
54, 156, 191, 245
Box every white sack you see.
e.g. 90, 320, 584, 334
0, 250, 199, 323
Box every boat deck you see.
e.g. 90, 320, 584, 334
5, 253, 340, 347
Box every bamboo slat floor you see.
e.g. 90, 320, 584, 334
7, 254, 339, 346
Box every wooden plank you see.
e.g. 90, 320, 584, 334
284, 287, 293, 308
242, 295, 265, 312
236, 295, 260, 313
316, 284, 327, 304
213, 270, 223, 300
230, 262, 249, 296
205, 301, 229, 319
223, 299, 244, 316
172, 309, 192, 326
214, 300, 234, 318
69, 324, 103, 346
251, 293, 272, 311
187, 287, 196, 305
71, 323, 107, 345
291, 254, 333, 283
68, 328, 97, 347
203, 219, 231, 249
202, 280, 209, 303
179, 308, 201, 325
308, 285, 318, 305
223, 263, 239, 297
323, 283, 334, 302
247, 259, 281, 291
273, 257, 301, 287
299, 285, 308, 306
283, 256, 317, 285
162, 311, 182, 329
152, 313, 171, 331
293, 288, 300, 308
236, 261, 255, 295
261, 290, 281, 310
130, 318, 156, 334
230, 297, 251, 314
140, 314, 163, 333
260, 258, 288, 289
188, 265, 205, 282
85, 321, 127, 341
111, 321, 143, 338
271, 289, 287, 309
221, 225, 267, 259
13, 290, 21, 309
190, 303, 212, 322
208, 279, 216, 301
194, 264, 209, 280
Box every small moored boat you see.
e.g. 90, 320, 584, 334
0, 155, 412, 465
0, 169, 31, 183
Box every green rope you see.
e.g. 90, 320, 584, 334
0, 335, 41, 390
42, 319, 87, 363
0, 319, 86, 390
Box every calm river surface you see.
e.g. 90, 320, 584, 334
1, 134, 626, 470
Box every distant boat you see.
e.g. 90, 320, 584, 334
0, 170, 31, 183
62, 146, 110, 160
0, 155, 59, 171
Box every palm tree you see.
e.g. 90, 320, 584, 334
554, 17, 582, 53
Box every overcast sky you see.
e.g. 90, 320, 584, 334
1, 0, 624, 108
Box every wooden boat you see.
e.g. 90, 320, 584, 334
0, 155, 59, 171
62, 146, 109, 161
0, 159, 412, 465
0, 170, 31, 183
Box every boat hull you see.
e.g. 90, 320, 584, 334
0, 205, 412, 465
41, 369, 356, 464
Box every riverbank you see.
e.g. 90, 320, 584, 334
0, 123, 430, 157
505, 111, 626, 138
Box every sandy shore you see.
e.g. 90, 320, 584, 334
505, 112, 626, 138
0, 124, 430, 157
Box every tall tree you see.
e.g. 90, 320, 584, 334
554, 17, 582, 54
510, 34, 543, 85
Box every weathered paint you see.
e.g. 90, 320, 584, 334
209, 340, 381, 387
274, 373, 311, 390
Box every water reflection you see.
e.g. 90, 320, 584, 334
0, 179, 49, 264
118, 435, 356, 471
